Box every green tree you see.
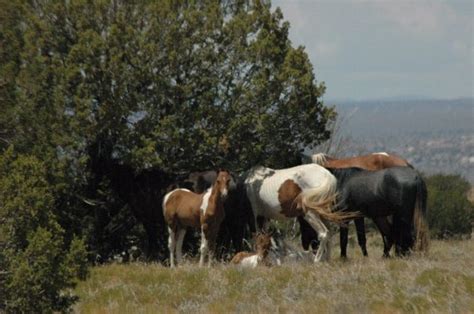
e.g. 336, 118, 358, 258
0, 0, 23, 151
9, 0, 333, 171
425, 174, 473, 238
1, 0, 334, 259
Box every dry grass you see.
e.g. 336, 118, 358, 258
73, 235, 474, 313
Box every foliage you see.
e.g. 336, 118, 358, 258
0, 0, 334, 261
425, 174, 473, 239
3, 0, 333, 171
0, 148, 88, 312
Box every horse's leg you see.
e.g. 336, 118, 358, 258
392, 214, 402, 256
340, 224, 349, 259
168, 226, 177, 267
208, 236, 216, 267
176, 228, 186, 265
355, 217, 368, 257
298, 216, 319, 253
303, 211, 331, 262
199, 225, 209, 267
396, 209, 414, 256
373, 217, 393, 258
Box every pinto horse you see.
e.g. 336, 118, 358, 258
301, 152, 413, 258
175, 170, 253, 256
244, 164, 360, 262
330, 167, 429, 257
231, 232, 273, 268
163, 170, 233, 267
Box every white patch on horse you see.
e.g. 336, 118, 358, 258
200, 188, 212, 214
373, 152, 389, 156
239, 254, 261, 268
199, 228, 209, 267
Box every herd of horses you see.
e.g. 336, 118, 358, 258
162, 152, 429, 267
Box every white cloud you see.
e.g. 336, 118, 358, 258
371, 1, 459, 38
314, 41, 340, 59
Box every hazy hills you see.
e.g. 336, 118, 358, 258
328, 98, 474, 183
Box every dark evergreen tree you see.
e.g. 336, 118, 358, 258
1, 0, 334, 265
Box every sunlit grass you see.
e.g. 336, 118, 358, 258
73, 235, 474, 313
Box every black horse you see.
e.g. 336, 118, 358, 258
328, 167, 429, 257
87, 138, 176, 261
300, 167, 429, 258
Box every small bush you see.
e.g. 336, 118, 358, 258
4, 226, 86, 312
0, 148, 88, 312
425, 174, 474, 238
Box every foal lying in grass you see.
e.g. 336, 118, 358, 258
231, 233, 273, 268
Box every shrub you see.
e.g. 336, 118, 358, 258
0, 148, 88, 312
425, 174, 474, 239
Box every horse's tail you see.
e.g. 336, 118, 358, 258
300, 176, 362, 224
311, 153, 328, 166
413, 176, 429, 252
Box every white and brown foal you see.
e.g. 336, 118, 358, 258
244, 164, 360, 262
163, 170, 233, 267
231, 233, 273, 268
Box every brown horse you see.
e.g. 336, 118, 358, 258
303, 152, 413, 258
163, 170, 233, 267
231, 232, 273, 268
311, 152, 412, 170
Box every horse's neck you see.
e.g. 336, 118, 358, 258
205, 185, 224, 215
257, 249, 269, 259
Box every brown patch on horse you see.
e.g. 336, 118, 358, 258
230, 251, 256, 264
163, 190, 203, 229
278, 179, 304, 217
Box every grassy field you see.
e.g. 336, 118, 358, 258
73, 235, 473, 313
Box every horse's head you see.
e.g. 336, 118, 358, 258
215, 170, 233, 199
255, 232, 272, 254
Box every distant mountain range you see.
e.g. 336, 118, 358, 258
327, 98, 474, 183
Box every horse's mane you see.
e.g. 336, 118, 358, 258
311, 153, 330, 165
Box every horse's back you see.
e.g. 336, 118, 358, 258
163, 189, 202, 227
321, 152, 410, 170
343, 167, 420, 215
373, 153, 411, 169
382, 167, 421, 200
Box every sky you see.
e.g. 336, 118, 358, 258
272, 0, 473, 101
